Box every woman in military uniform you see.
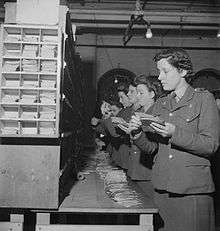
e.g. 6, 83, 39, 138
129, 48, 220, 231
126, 74, 163, 199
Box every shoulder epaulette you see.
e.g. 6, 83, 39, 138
194, 88, 208, 93
158, 92, 169, 99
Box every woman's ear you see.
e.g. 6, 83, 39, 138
150, 90, 155, 99
180, 69, 187, 78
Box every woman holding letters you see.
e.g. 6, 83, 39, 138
129, 48, 220, 231
126, 75, 163, 198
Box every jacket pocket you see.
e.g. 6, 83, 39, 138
186, 111, 200, 122
179, 110, 200, 123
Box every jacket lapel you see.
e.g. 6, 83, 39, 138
161, 86, 195, 112
172, 86, 195, 111
160, 93, 175, 112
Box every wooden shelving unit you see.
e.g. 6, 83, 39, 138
0, 13, 87, 212
0, 24, 61, 138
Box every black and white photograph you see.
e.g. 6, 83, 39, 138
0, 0, 219, 230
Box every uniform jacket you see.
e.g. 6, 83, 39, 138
127, 105, 156, 181
134, 86, 220, 194
101, 107, 132, 169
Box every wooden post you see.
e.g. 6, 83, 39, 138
139, 214, 153, 231
10, 214, 24, 223
36, 213, 50, 225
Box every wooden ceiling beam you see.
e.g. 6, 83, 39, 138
69, 9, 220, 28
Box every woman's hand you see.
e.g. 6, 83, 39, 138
91, 117, 100, 126
150, 122, 175, 138
117, 124, 131, 134
128, 115, 142, 132
101, 101, 112, 119
111, 117, 126, 125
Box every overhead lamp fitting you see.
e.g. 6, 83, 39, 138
123, 0, 152, 45
145, 21, 153, 39
217, 29, 220, 38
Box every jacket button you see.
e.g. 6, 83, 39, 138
169, 113, 173, 116
169, 154, 173, 159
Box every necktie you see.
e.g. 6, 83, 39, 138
171, 92, 181, 102
170, 92, 177, 109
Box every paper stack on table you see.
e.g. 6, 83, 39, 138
94, 148, 142, 208
104, 169, 142, 207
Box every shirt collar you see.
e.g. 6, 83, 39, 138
174, 84, 189, 101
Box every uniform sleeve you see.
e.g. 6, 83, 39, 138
101, 118, 120, 137
133, 132, 158, 155
170, 92, 220, 157
94, 121, 107, 136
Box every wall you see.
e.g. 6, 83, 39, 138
77, 34, 220, 79
76, 33, 220, 116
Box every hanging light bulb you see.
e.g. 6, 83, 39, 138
114, 78, 118, 83
217, 29, 220, 38
145, 23, 153, 39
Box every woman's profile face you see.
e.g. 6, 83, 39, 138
118, 91, 131, 108
137, 84, 155, 107
100, 101, 111, 117
110, 105, 121, 116
127, 85, 138, 105
157, 58, 185, 91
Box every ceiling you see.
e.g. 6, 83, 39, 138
67, 0, 220, 38
0, 0, 220, 38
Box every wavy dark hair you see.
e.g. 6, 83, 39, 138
134, 74, 164, 100
116, 82, 130, 95
102, 87, 123, 108
153, 48, 194, 82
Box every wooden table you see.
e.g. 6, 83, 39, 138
34, 172, 158, 231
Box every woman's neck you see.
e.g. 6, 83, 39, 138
143, 100, 154, 113
132, 102, 140, 111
